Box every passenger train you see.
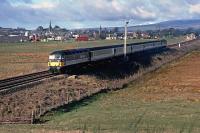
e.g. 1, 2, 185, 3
48, 40, 167, 73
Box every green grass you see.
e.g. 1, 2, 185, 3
164, 36, 186, 45
1, 91, 199, 133
0, 36, 185, 54
39, 90, 199, 133
1, 85, 199, 133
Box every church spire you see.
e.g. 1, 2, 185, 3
49, 20, 52, 33
99, 25, 102, 38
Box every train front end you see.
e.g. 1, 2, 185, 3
48, 51, 65, 73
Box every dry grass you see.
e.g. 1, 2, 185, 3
0, 51, 48, 79
131, 51, 200, 102
0, 75, 104, 120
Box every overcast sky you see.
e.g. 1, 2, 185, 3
1, 0, 200, 29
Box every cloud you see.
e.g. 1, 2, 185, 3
131, 7, 156, 20
54, 0, 158, 22
1, 0, 200, 29
189, 3, 200, 14
0, 0, 55, 27
185, 0, 200, 5
10, 0, 57, 10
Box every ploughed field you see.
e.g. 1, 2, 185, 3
132, 51, 200, 102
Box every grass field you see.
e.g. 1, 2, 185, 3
164, 36, 186, 45
0, 51, 199, 133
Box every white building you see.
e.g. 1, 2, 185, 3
55, 36, 63, 41
25, 31, 29, 37
186, 33, 196, 41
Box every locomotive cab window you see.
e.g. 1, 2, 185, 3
49, 54, 60, 60
49, 54, 64, 61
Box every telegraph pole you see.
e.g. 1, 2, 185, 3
124, 21, 129, 59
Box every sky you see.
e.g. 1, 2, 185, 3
1, 0, 200, 29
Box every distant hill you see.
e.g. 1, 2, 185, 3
126, 19, 200, 32
88, 19, 200, 32
75, 19, 200, 32
158, 19, 200, 29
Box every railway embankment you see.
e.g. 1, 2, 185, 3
0, 39, 200, 124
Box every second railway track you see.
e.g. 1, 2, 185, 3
0, 71, 57, 96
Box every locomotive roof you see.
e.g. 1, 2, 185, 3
50, 48, 89, 55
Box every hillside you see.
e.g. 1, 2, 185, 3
128, 19, 200, 31
106, 19, 200, 32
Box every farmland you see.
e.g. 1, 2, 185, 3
0, 49, 199, 132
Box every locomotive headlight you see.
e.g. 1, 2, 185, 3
59, 61, 64, 66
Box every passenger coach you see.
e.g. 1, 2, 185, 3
48, 40, 167, 73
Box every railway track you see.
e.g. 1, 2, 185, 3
167, 39, 197, 48
0, 71, 57, 95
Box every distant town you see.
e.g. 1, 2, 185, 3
0, 21, 198, 43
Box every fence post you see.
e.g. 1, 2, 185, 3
39, 104, 42, 116
66, 91, 69, 104
61, 90, 64, 105
78, 89, 81, 100
31, 110, 34, 124
89, 89, 91, 97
